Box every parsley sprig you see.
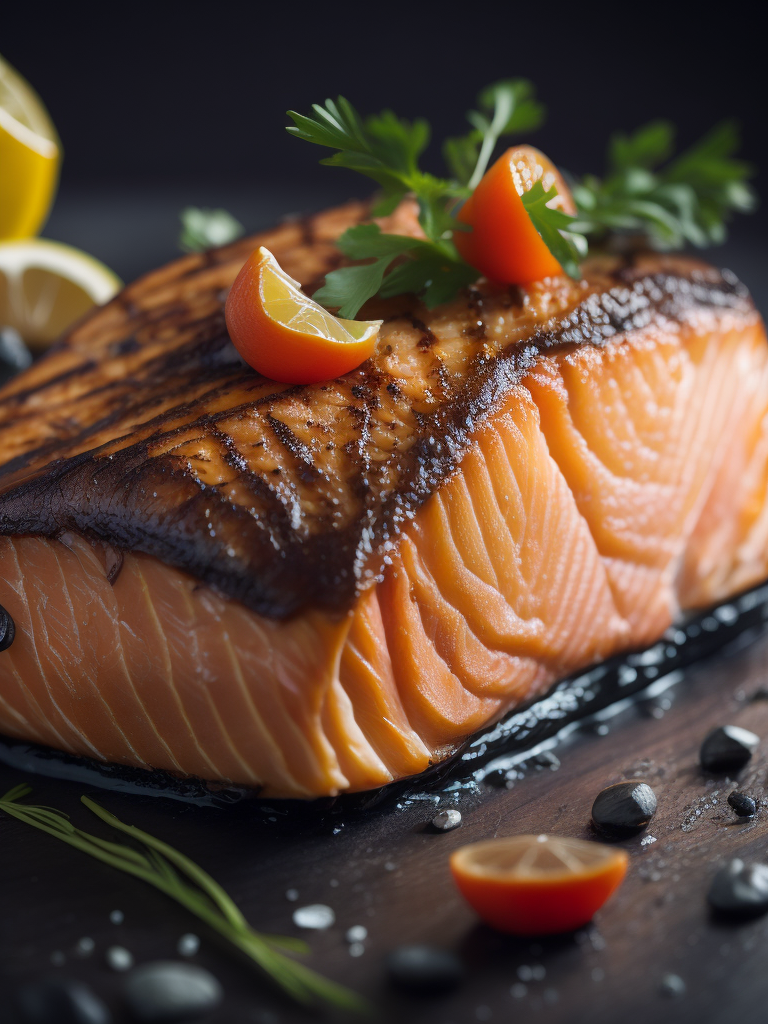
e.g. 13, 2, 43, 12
0, 785, 367, 1013
280, 88, 758, 317
570, 120, 756, 249
287, 81, 558, 317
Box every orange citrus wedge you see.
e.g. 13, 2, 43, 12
450, 834, 628, 935
225, 246, 382, 384
455, 145, 575, 285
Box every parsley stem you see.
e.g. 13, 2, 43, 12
467, 92, 515, 191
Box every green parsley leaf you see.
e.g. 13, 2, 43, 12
312, 224, 471, 317
379, 249, 478, 308
609, 120, 675, 172
312, 224, 421, 317
312, 260, 395, 319
179, 208, 244, 252
572, 120, 757, 249
521, 181, 586, 279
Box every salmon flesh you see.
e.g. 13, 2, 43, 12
1, 200, 767, 798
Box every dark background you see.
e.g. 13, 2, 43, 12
2, 4, 766, 302
3, 11, 768, 1023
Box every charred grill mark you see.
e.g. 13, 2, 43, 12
0, 192, 757, 622
267, 415, 320, 482
409, 316, 437, 350
0, 360, 98, 409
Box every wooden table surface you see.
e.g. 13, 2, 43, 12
2, 624, 768, 1024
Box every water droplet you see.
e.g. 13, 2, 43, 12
349, 942, 365, 957
293, 904, 335, 930
285, 888, 299, 901
178, 933, 201, 957
106, 945, 133, 971
75, 937, 95, 957
109, 910, 124, 925
346, 925, 368, 944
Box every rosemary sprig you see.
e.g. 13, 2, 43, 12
0, 785, 368, 1014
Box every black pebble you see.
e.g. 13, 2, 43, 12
0, 603, 15, 652
708, 858, 768, 917
591, 781, 657, 838
16, 976, 111, 1024
386, 945, 464, 994
728, 791, 757, 817
700, 725, 759, 773
123, 962, 223, 1023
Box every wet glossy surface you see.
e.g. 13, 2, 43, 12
4, 615, 768, 1022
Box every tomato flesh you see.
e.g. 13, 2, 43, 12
450, 835, 628, 936
454, 145, 575, 286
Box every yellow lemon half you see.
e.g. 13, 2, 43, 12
0, 54, 61, 240
0, 239, 121, 351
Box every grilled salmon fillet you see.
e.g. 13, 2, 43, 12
1, 200, 767, 797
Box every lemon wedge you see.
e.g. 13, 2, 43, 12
0, 54, 61, 240
225, 246, 381, 384
0, 239, 122, 351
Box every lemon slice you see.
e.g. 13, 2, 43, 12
225, 247, 381, 384
0, 55, 61, 240
258, 248, 379, 344
0, 239, 122, 351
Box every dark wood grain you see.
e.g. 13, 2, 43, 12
3, 629, 768, 1024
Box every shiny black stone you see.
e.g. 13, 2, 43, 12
591, 781, 657, 838
708, 859, 768, 917
728, 791, 757, 817
386, 945, 463, 994
123, 962, 223, 1023
0, 603, 15, 652
16, 977, 111, 1024
700, 725, 759, 772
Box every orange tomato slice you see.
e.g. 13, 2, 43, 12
450, 834, 628, 936
225, 246, 382, 384
454, 145, 576, 285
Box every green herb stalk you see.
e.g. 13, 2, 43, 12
0, 785, 368, 1014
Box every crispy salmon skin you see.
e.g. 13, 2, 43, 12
1, 200, 767, 797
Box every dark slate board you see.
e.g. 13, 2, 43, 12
3, 589, 768, 1024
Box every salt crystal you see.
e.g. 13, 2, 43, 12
293, 904, 335, 930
